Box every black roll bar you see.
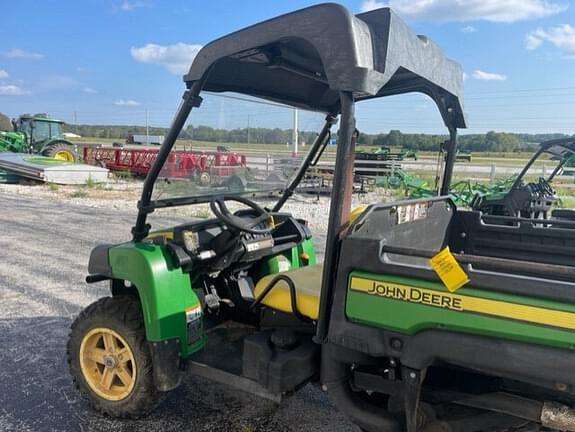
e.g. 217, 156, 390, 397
440, 127, 458, 196
315, 91, 355, 343
132, 76, 209, 241
273, 114, 338, 212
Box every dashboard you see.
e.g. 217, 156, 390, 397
166, 212, 311, 273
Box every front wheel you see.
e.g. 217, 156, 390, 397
67, 296, 162, 418
42, 142, 78, 162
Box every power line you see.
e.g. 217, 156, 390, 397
466, 86, 575, 95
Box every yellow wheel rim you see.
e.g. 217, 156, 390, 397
54, 150, 74, 162
79, 327, 137, 401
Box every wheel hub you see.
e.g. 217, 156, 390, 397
79, 327, 137, 401
103, 355, 117, 369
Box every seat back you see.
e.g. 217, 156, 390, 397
350, 197, 455, 267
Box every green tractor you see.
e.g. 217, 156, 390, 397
1, 114, 78, 161
68, 4, 575, 432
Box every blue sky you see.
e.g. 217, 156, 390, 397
1, 0, 574, 135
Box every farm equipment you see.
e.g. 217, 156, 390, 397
355, 147, 417, 177
455, 150, 472, 162
126, 134, 165, 145
0, 131, 26, 153
68, 4, 575, 432
83, 146, 246, 186
1, 114, 78, 162
471, 137, 575, 219
371, 146, 418, 160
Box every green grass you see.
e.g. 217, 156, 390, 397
69, 189, 88, 198
558, 196, 575, 208
112, 170, 134, 181
85, 176, 96, 188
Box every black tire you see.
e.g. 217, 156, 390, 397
42, 141, 78, 162
196, 170, 211, 187
225, 174, 246, 192
67, 296, 162, 418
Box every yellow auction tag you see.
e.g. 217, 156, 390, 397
429, 247, 469, 292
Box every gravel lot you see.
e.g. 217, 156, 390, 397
0, 186, 360, 432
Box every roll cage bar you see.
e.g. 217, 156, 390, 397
131, 3, 467, 339
512, 137, 575, 188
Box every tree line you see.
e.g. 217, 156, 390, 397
66, 123, 570, 153
1, 113, 570, 152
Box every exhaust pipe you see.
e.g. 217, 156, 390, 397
541, 401, 575, 431
454, 391, 575, 431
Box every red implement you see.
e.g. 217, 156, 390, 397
83, 147, 246, 178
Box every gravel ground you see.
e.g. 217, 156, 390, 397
0, 186, 361, 432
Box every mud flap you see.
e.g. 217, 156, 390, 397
149, 338, 182, 391
403, 367, 424, 432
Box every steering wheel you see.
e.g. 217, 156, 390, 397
210, 195, 273, 234
537, 177, 554, 196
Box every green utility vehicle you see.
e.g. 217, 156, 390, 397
471, 137, 575, 218
68, 4, 575, 431
1, 114, 78, 161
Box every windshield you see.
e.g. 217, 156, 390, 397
151, 93, 326, 203
33, 120, 63, 141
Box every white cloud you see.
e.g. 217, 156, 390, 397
114, 99, 140, 106
83, 87, 97, 94
131, 42, 202, 74
76, 66, 89, 72
462, 72, 468, 81
119, 1, 147, 11
526, 24, 575, 57
0, 85, 30, 96
0, 69, 8, 79
360, 0, 385, 12
472, 70, 508, 81
461, 25, 478, 33
526, 32, 544, 50
4, 48, 45, 60
360, 0, 566, 22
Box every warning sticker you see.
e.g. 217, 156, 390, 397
429, 247, 469, 292
185, 304, 202, 324
395, 202, 429, 225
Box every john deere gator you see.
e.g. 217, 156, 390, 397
68, 4, 575, 431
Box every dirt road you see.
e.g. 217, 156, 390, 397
0, 192, 352, 432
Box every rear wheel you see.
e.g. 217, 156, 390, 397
67, 296, 162, 418
42, 142, 78, 162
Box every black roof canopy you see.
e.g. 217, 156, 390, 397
540, 137, 575, 160
185, 3, 466, 129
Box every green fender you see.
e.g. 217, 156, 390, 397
108, 242, 205, 357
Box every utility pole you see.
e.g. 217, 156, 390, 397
292, 108, 298, 157
145, 108, 149, 145
247, 115, 250, 144
73, 111, 77, 133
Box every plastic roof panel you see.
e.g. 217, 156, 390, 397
185, 3, 466, 128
